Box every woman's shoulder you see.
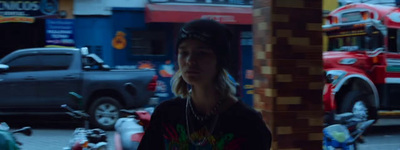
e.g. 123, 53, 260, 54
226, 100, 264, 121
151, 97, 186, 121
223, 101, 271, 136
231, 101, 259, 114
154, 97, 186, 112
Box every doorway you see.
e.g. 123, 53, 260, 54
0, 19, 45, 58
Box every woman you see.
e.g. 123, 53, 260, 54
138, 19, 271, 150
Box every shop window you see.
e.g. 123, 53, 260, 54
130, 31, 166, 56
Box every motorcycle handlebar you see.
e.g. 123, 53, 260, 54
12, 126, 32, 136
61, 104, 90, 119
120, 107, 154, 115
349, 119, 375, 144
120, 109, 136, 115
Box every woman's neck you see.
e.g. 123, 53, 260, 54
190, 85, 219, 115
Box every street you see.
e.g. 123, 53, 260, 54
13, 125, 400, 150
3, 115, 115, 150
5, 117, 400, 150
359, 126, 400, 150
14, 129, 116, 150
358, 119, 400, 150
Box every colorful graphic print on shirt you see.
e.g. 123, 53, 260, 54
163, 124, 245, 150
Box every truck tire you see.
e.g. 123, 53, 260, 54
88, 96, 121, 130
339, 91, 377, 121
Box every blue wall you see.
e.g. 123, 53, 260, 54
74, 16, 113, 65
110, 8, 176, 64
111, 8, 147, 66
110, 8, 177, 102
73, 9, 254, 105
74, 9, 177, 103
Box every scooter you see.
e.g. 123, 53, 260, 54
323, 112, 375, 150
0, 122, 32, 150
114, 107, 153, 150
62, 92, 108, 150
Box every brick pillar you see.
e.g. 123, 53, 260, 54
252, 0, 324, 149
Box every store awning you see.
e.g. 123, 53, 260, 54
145, 4, 252, 25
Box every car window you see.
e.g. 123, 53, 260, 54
5, 54, 41, 72
39, 54, 73, 70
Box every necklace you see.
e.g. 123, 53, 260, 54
185, 97, 219, 146
187, 90, 223, 121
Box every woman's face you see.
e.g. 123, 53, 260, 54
178, 39, 218, 86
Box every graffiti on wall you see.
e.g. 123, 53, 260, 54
138, 61, 155, 69
159, 60, 175, 77
243, 84, 254, 94
114, 60, 173, 99
112, 31, 127, 50
245, 69, 254, 79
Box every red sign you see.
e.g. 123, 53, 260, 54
145, 4, 252, 25
0, 16, 34, 23
201, 15, 236, 23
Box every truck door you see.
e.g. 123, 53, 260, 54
384, 28, 400, 109
0, 54, 41, 112
35, 53, 81, 112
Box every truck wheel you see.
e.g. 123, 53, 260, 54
339, 91, 377, 121
88, 96, 121, 130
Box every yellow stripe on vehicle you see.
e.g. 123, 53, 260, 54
378, 111, 400, 116
327, 32, 366, 38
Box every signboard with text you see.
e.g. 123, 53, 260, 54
0, 0, 58, 23
145, 4, 252, 25
45, 19, 75, 47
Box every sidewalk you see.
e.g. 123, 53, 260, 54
358, 119, 400, 150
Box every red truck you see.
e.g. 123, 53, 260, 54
323, 2, 400, 123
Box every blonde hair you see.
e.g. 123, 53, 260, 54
171, 68, 237, 99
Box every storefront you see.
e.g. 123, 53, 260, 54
73, 1, 255, 105
107, 4, 254, 104
0, 0, 62, 58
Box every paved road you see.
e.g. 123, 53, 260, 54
5, 117, 400, 150
358, 126, 400, 150
4, 115, 116, 150
14, 129, 116, 150
358, 119, 400, 150
13, 126, 400, 150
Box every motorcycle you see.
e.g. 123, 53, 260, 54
323, 112, 375, 150
114, 107, 153, 150
0, 122, 32, 150
62, 92, 108, 150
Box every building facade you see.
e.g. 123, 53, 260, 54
0, 0, 73, 57
73, 0, 255, 104
1, 0, 345, 106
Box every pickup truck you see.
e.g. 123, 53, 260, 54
0, 47, 158, 130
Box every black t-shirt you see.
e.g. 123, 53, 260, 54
138, 97, 272, 150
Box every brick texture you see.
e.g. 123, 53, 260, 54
253, 0, 324, 149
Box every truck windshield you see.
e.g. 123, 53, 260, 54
328, 34, 383, 52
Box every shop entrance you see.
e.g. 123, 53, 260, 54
0, 19, 45, 58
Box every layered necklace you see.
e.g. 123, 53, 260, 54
185, 90, 222, 146
187, 94, 223, 121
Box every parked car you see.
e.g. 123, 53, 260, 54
0, 47, 158, 130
